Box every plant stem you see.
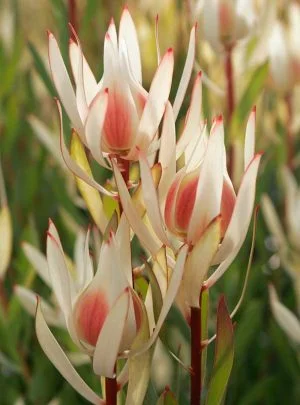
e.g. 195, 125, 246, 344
0, 279, 8, 314
225, 46, 235, 178
116, 157, 130, 216
285, 93, 294, 169
68, 0, 78, 32
105, 376, 117, 405
190, 305, 202, 405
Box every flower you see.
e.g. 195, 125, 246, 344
199, 0, 257, 51
48, 7, 196, 170
112, 99, 261, 309
268, 2, 300, 92
36, 219, 142, 378
35, 217, 188, 402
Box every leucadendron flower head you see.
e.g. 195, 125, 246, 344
36, 218, 143, 379
48, 6, 188, 166
35, 215, 189, 403
200, 0, 257, 51
112, 93, 261, 311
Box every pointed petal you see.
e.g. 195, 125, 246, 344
107, 18, 118, 49
56, 100, 115, 197
184, 217, 221, 307
15, 286, 65, 328
136, 49, 174, 151
35, 300, 103, 404
47, 229, 72, 318
173, 24, 197, 120
69, 39, 98, 105
93, 290, 130, 377
269, 285, 300, 344
206, 154, 262, 287
75, 229, 94, 290
184, 124, 208, 172
139, 153, 169, 246
176, 72, 202, 158
48, 32, 84, 137
103, 28, 119, 84
158, 102, 177, 209
244, 106, 256, 169
84, 89, 110, 169
187, 117, 225, 244
67, 26, 89, 124
115, 214, 133, 287
112, 159, 162, 256
22, 242, 51, 285
119, 7, 142, 83
28, 116, 64, 169
91, 234, 129, 308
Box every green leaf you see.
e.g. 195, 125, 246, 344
230, 62, 269, 140
125, 298, 152, 405
156, 387, 178, 405
206, 296, 234, 405
28, 42, 56, 96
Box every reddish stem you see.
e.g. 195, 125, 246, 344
68, 0, 78, 32
225, 47, 235, 178
116, 157, 130, 215
190, 306, 202, 405
105, 376, 117, 405
285, 93, 294, 169
0, 279, 8, 314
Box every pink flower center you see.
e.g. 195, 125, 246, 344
74, 291, 109, 346
165, 173, 236, 238
103, 89, 133, 152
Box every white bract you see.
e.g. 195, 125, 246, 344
113, 79, 261, 312
199, 0, 256, 51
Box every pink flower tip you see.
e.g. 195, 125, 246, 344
109, 17, 115, 26
167, 47, 173, 54
252, 105, 256, 114
123, 4, 129, 11
104, 87, 109, 94
216, 114, 223, 123
155, 14, 159, 23
46, 30, 53, 38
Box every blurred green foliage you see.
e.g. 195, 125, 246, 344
0, 0, 300, 404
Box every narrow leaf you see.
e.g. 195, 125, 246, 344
206, 296, 234, 405
70, 130, 108, 233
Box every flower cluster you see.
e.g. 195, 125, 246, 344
25, 7, 261, 405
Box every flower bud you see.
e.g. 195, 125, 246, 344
164, 169, 236, 239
